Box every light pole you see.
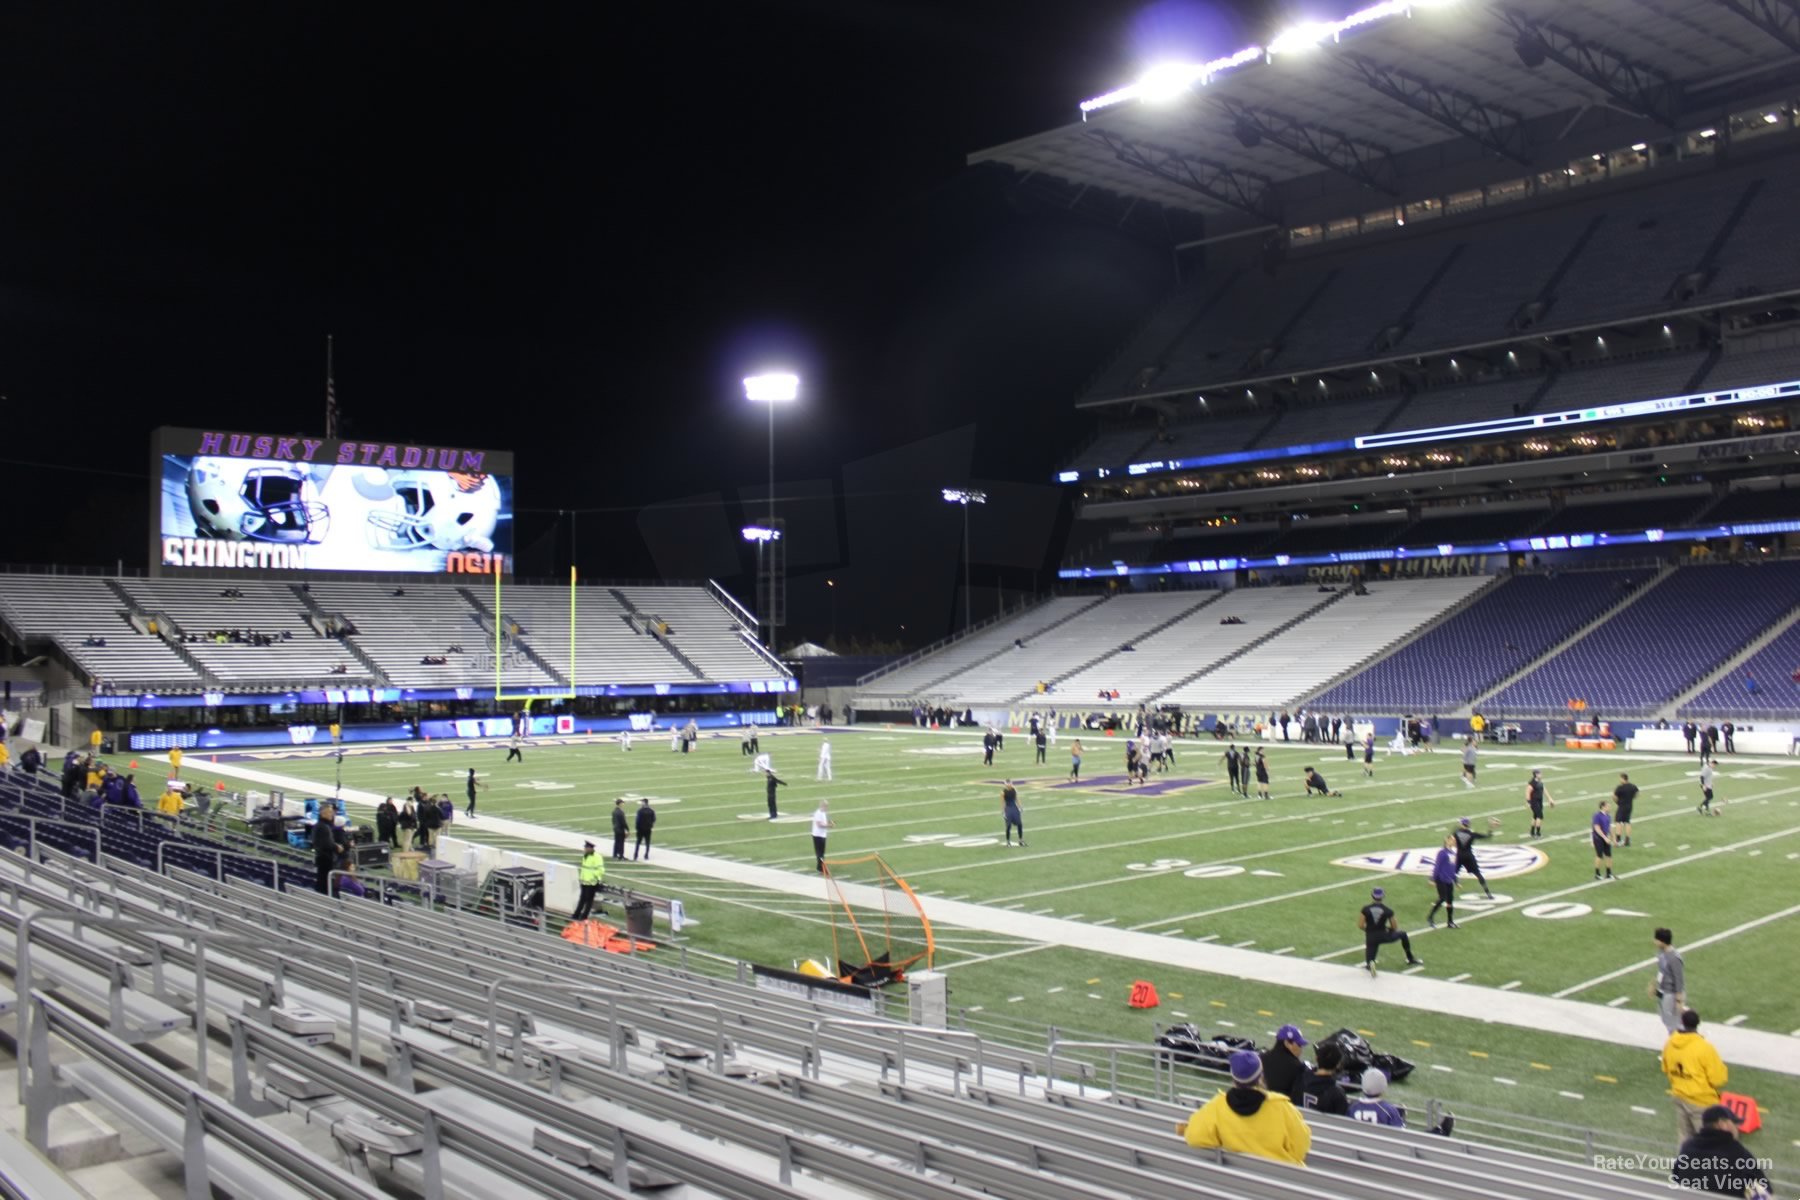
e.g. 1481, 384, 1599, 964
744, 373, 799, 650
942, 488, 987, 632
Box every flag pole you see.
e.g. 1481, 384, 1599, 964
325, 334, 338, 438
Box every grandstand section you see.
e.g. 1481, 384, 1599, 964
120, 578, 370, 687
0, 575, 198, 691
856, 595, 1105, 701
1486, 559, 1800, 716
1312, 569, 1645, 714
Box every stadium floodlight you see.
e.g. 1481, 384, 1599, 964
744, 370, 800, 651
741, 525, 782, 542
943, 488, 988, 630
743, 373, 799, 403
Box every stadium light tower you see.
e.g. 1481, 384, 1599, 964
942, 487, 988, 632
745, 372, 799, 651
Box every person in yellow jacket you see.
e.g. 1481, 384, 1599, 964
0, 742, 10, 770
571, 840, 605, 922
1177, 1050, 1311, 1166
1661, 1008, 1727, 1143
168, 747, 183, 778
157, 785, 185, 818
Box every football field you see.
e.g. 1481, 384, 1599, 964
167, 725, 1800, 1172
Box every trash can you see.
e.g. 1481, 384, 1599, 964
391, 851, 426, 881
625, 898, 654, 940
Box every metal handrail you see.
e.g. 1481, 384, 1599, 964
816, 1018, 985, 1092
1047, 1036, 1178, 1102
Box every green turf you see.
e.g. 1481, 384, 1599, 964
161, 727, 1800, 1177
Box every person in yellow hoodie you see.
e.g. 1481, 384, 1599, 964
157, 784, 185, 819
1177, 1049, 1311, 1166
1661, 1007, 1726, 1144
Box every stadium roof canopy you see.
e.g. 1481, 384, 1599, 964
970, 0, 1800, 234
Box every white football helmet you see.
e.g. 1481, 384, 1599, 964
366, 470, 500, 552
186, 458, 329, 543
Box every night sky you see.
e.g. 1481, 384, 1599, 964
2, 1, 1313, 645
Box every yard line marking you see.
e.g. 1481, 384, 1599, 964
1216, 1019, 1236, 1027
1250, 870, 1284, 877
1678, 844, 1691, 851
1447, 973, 1471, 983
1230, 939, 1257, 948
1403, 965, 1425, 975
1493, 1077, 1517, 1086
1093, 917, 1117, 927
936, 944, 1057, 972
1559, 1091, 1585, 1100
1498, 981, 1522, 991
1725, 1014, 1749, 1026
1271, 946, 1295, 955
1194, 934, 1219, 943
1603, 909, 1649, 917
1046, 986, 1064, 994
1607, 997, 1631, 1008
1007, 995, 1025, 1003
1161, 929, 1186, 937
1749, 850, 1763, 857
968, 1006, 984, 1013
1554, 902, 1800, 997
1630, 1106, 1657, 1116
1430, 1064, 1454, 1073
1028, 907, 1055, 915
1088, 993, 1103, 1000
1002, 903, 1024, 910
1172, 1011, 1188, 1018
1065, 913, 1084, 920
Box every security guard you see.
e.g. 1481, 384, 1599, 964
572, 840, 605, 921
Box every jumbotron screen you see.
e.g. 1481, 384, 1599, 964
152, 427, 515, 575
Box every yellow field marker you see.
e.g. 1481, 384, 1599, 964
1529, 1063, 1553, 1071
1411, 1040, 1432, 1048
1356, 1029, 1377, 1037
1595, 1075, 1619, 1084
1168, 992, 1184, 1000
1086, 978, 1102, 985
1304, 1019, 1324, 1027
1468, 1050, 1489, 1059
1256, 1009, 1275, 1017
1210, 1001, 1228, 1008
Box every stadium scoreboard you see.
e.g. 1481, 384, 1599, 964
150, 426, 516, 577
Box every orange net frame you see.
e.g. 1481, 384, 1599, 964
820, 853, 934, 986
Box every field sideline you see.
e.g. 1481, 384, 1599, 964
159, 724, 1800, 1170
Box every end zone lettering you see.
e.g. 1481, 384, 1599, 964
162, 537, 307, 570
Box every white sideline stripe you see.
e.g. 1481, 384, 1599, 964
1552, 903, 1800, 997
182, 752, 1800, 1078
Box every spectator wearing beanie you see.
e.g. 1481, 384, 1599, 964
1177, 1050, 1311, 1166
1671, 1105, 1768, 1196
1348, 1069, 1406, 1128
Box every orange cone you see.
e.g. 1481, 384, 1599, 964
129, 760, 138, 769
215, 780, 226, 791
1128, 980, 1159, 1008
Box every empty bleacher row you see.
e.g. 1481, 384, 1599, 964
1084, 148, 1800, 406
0, 830, 1686, 1199
0, 574, 785, 692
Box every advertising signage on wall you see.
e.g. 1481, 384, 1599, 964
151, 427, 515, 576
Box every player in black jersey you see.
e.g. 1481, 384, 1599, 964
1524, 769, 1555, 839
1358, 887, 1423, 977
1451, 817, 1496, 899
1252, 749, 1271, 800
1221, 745, 1243, 796
1303, 766, 1341, 797
1612, 773, 1639, 847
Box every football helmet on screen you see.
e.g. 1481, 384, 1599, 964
366, 470, 500, 552
186, 458, 330, 543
